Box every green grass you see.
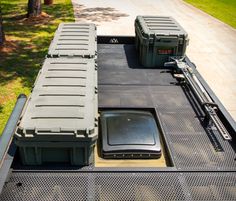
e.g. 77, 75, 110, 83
0, 0, 74, 135
184, 0, 236, 28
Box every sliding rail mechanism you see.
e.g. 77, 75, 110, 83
165, 57, 232, 141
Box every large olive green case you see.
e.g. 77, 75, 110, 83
135, 16, 189, 67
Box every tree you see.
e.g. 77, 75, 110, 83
0, 5, 5, 46
44, 0, 53, 5
27, 0, 42, 18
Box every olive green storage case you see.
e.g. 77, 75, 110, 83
15, 57, 98, 166
135, 16, 189, 68
48, 23, 97, 58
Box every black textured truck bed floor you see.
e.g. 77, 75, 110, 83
1, 43, 235, 201
98, 44, 236, 171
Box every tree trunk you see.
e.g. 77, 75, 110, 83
27, 0, 42, 18
44, 0, 53, 5
0, 6, 4, 46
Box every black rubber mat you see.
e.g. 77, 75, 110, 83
98, 44, 236, 171
1, 43, 235, 201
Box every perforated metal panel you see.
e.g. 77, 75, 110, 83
16, 58, 98, 140
1, 172, 236, 201
48, 23, 97, 58
157, 108, 236, 170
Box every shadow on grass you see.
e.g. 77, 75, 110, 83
0, 0, 74, 89
73, 3, 129, 23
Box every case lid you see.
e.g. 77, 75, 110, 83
135, 16, 188, 37
16, 58, 98, 141
100, 110, 161, 159
48, 23, 97, 58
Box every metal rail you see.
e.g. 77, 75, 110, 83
165, 57, 232, 140
0, 94, 27, 168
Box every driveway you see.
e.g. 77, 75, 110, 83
72, 0, 236, 121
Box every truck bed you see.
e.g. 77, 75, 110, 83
0, 37, 235, 201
